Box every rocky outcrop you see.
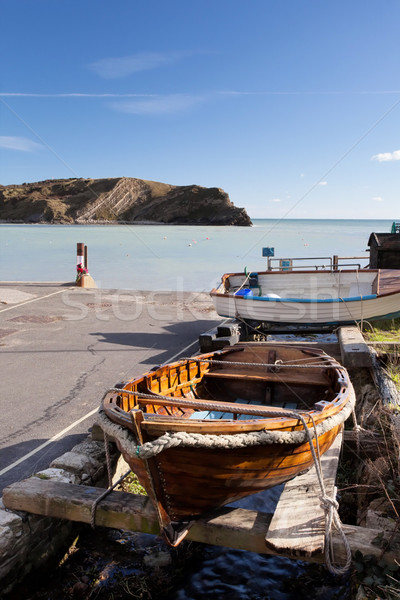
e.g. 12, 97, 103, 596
0, 177, 252, 226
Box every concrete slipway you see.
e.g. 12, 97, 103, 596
0, 283, 221, 494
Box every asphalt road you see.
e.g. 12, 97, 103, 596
0, 283, 221, 493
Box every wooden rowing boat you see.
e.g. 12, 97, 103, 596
210, 269, 400, 325
100, 343, 354, 546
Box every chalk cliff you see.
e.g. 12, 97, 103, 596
0, 177, 252, 226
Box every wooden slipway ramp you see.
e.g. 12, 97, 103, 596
3, 431, 399, 565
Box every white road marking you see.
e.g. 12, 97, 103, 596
162, 339, 199, 364
0, 407, 99, 477
1, 322, 227, 477
0, 289, 66, 313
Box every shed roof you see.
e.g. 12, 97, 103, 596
368, 232, 400, 248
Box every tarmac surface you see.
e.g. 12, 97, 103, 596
0, 283, 221, 493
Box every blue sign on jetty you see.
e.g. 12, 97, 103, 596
262, 247, 274, 257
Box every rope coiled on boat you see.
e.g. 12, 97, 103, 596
96, 386, 355, 458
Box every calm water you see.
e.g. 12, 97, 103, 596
0, 219, 392, 290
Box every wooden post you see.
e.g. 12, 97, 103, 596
75, 242, 96, 288
77, 243, 85, 268
338, 326, 373, 368
333, 255, 338, 271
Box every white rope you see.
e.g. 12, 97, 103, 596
90, 431, 131, 528
99, 385, 355, 453
233, 271, 251, 294
181, 357, 343, 370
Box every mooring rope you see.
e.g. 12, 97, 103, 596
90, 431, 131, 529
180, 357, 344, 370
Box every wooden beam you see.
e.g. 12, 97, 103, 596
265, 431, 342, 558
3, 476, 399, 563
3, 478, 160, 536
338, 326, 373, 368
232, 340, 342, 362
203, 371, 328, 385
370, 347, 400, 408
343, 429, 386, 458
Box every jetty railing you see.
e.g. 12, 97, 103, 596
266, 255, 370, 271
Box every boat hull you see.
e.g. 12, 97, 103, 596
100, 343, 353, 545
210, 269, 400, 325
116, 422, 341, 519
211, 292, 400, 324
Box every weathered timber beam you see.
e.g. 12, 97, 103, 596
226, 341, 342, 362
370, 347, 400, 408
343, 429, 387, 458
3, 478, 399, 563
265, 431, 342, 558
3, 479, 160, 536
338, 326, 373, 368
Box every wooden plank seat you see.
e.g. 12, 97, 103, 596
203, 370, 328, 386
189, 397, 253, 420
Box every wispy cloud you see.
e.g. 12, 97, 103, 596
3, 89, 400, 100
218, 90, 400, 97
271, 198, 281, 202
0, 136, 42, 152
110, 94, 207, 115
318, 181, 328, 186
89, 51, 188, 79
371, 149, 400, 162
372, 196, 384, 202
3, 88, 400, 99
0, 92, 158, 98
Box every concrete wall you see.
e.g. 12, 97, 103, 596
0, 437, 122, 597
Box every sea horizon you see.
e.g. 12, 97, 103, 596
0, 217, 395, 224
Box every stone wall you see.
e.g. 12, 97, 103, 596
0, 437, 123, 597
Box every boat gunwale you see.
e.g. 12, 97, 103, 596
101, 346, 350, 434
209, 268, 400, 299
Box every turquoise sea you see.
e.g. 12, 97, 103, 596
0, 219, 393, 289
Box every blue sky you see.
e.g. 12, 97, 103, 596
1, 0, 400, 219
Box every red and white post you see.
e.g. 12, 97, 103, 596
76, 243, 96, 288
